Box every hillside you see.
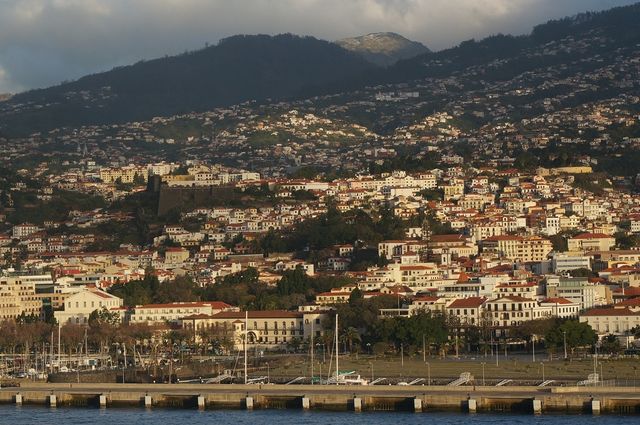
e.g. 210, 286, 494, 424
0, 34, 374, 136
327, 3, 640, 92
336, 32, 430, 66
2, 2, 640, 141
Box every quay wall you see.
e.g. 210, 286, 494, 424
1, 383, 639, 414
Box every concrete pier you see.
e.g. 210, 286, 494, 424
244, 396, 254, 410
532, 399, 542, 414
467, 398, 477, 413
0, 383, 638, 414
301, 397, 310, 410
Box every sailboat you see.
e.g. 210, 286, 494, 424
329, 314, 368, 386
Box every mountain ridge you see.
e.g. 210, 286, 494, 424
0, 34, 374, 136
2, 3, 640, 136
336, 32, 430, 66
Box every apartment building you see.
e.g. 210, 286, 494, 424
0, 276, 41, 320
482, 235, 552, 262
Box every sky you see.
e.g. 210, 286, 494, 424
0, 0, 637, 93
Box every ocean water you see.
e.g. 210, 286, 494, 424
0, 407, 638, 425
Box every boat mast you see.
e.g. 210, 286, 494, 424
335, 314, 339, 385
244, 310, 248, 384
311, 319, 314, 385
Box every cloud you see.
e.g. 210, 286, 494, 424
0, 0, 636, 93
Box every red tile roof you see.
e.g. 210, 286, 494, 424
572, 233, 614, 240
448, 297, 487, 308
582, 307, 640, 316
541, 297, 575, 305
212, 310, 303, 319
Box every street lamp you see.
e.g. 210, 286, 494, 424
426, 362, 431, 386
266, 362, 270, 384
481, 362, 486, 386
369, 362, 374, 382
600, 363, 604, 386
531, 336, 536, 363
540, 362, 545, 382
563, 330, 568, 360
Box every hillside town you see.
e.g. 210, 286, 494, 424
1, 158, 640, 364
1, 4, 640, 388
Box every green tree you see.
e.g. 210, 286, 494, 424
600, 334, 623, 355
544, 319, 597, 356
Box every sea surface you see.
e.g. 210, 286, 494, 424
0, 407, 638, 425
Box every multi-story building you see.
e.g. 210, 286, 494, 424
482, 235, 552, 263
181, 310, 327, 351
540, 297, 580, 318
54, 288, 123, 325
567, 233, 616, 253
545, 276, 598, 311
12, 223, 41, 239
484, 295, 552, 328
446, 297, 487, 326
0, 276, 42, 320
551, 252, 592, 273
580, 306, 640, 335
128, 301, 236, 325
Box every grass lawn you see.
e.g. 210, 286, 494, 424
259, 353, 640, 385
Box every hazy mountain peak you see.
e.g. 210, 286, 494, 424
336, 32, 430, 66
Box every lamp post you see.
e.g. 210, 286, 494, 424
563, 330, 568, 360
426, 362, 431, 386
600, 363, 604, 386
481, 362, 486, 386
540, 362, 545, 382
122, 343, 126, 384
266, 362, 270, 384
532, 336, 536, 363
369, 362, 374, 382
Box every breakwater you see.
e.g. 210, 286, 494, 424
1, 383, 639, 414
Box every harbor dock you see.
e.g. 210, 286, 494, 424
1, 383, 639, 414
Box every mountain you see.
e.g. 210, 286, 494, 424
336, 32, 430, 66
3, 2, 640, 139
0, 34, 374, 136
324, 3, 640, 94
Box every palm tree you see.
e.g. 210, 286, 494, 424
341, 327, 361, 353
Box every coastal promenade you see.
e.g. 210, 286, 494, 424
1, 382, 639, 414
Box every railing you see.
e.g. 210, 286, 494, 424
447, 372, 473, 386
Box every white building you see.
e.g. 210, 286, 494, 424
551, 253, 591, 274
54, 289, 123, 325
